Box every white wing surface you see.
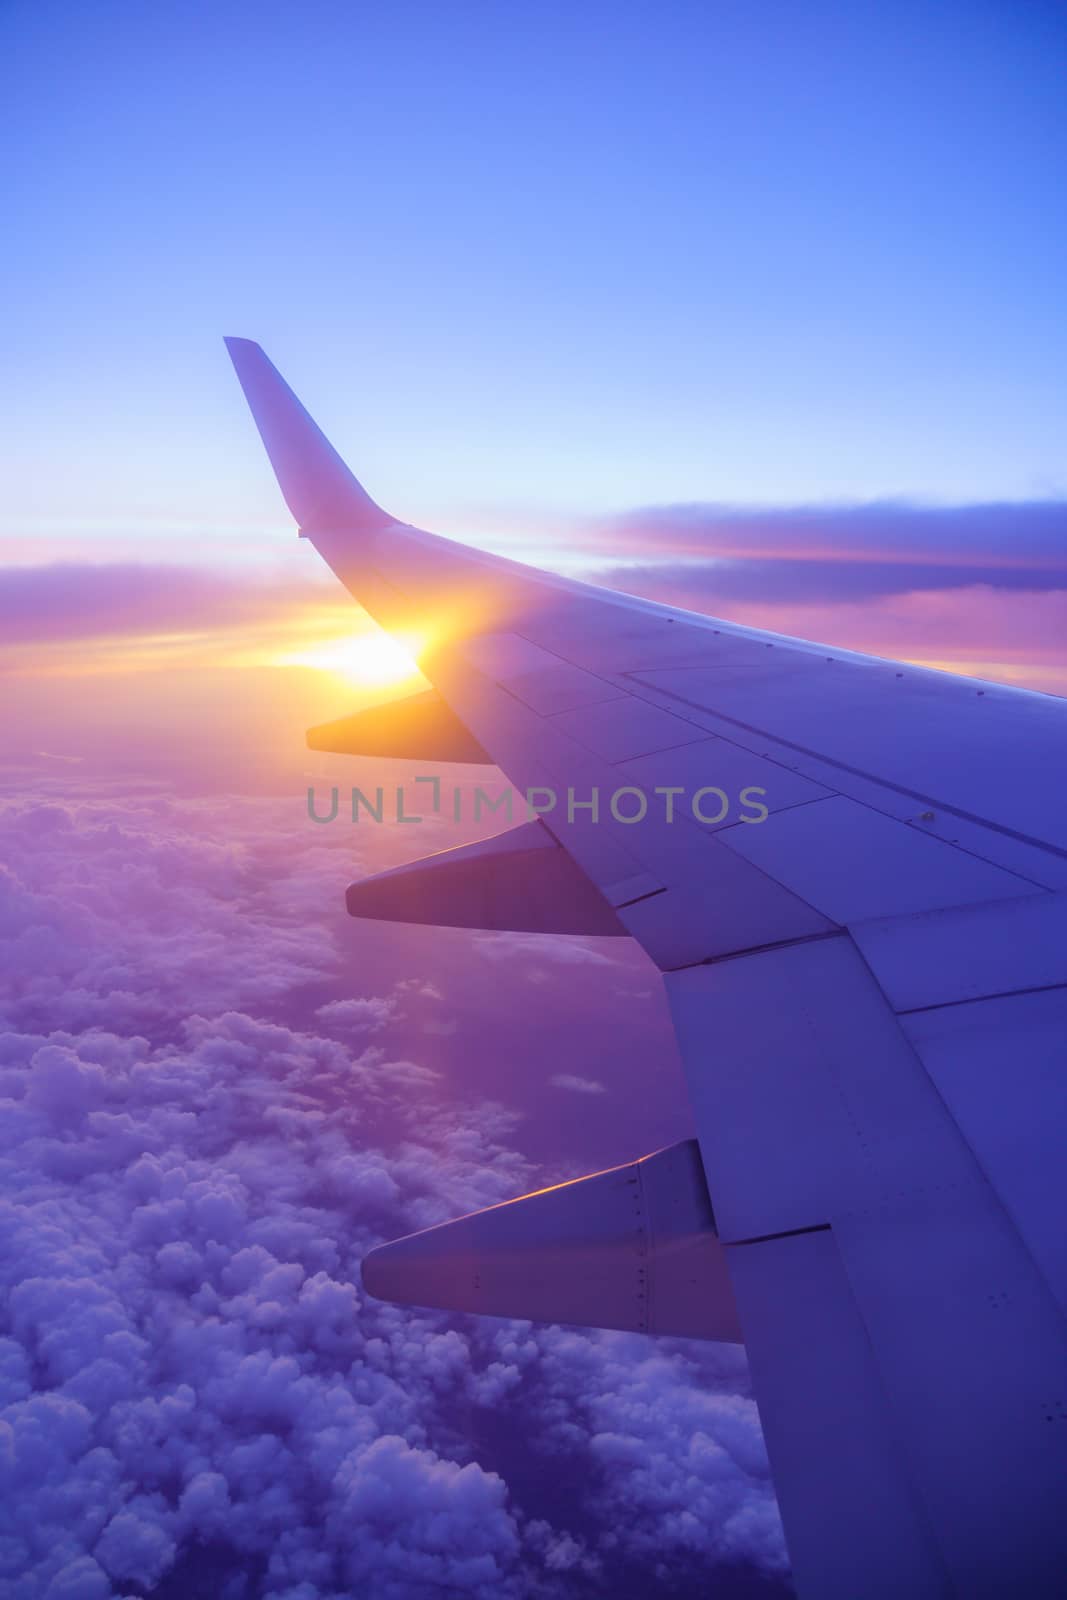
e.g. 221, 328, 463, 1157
226, 338, 1067, 1598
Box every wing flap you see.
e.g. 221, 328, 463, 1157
669, 931, 1067, 1595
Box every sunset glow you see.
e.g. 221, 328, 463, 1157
278, 629, 426, 689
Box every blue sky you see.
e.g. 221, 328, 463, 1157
3, 0, 1065, 563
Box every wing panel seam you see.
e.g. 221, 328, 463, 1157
625, 671, 1067, 867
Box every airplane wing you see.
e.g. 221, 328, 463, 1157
225, 337, 1067, 1598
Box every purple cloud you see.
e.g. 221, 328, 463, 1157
587, 500, 1067, 603
0, 563, 330, 645
6, 501, 1067, 661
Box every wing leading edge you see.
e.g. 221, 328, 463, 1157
226, 339, 1067, 1598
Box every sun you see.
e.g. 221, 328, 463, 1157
336, 632, 425, 686
281, 630, 426, 689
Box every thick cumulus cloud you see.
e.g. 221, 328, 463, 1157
0, 782, 788, 1599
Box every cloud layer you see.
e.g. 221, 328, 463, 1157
6, 498, 1065, 697
0, 779, 787, 1599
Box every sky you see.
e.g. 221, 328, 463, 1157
3, 0, 1066, 689
3, 0, 1066, 529
1, 2, 1065, 1597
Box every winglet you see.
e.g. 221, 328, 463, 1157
224, 337, 396, 535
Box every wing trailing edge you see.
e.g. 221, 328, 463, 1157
362, 1138, 742, 1341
